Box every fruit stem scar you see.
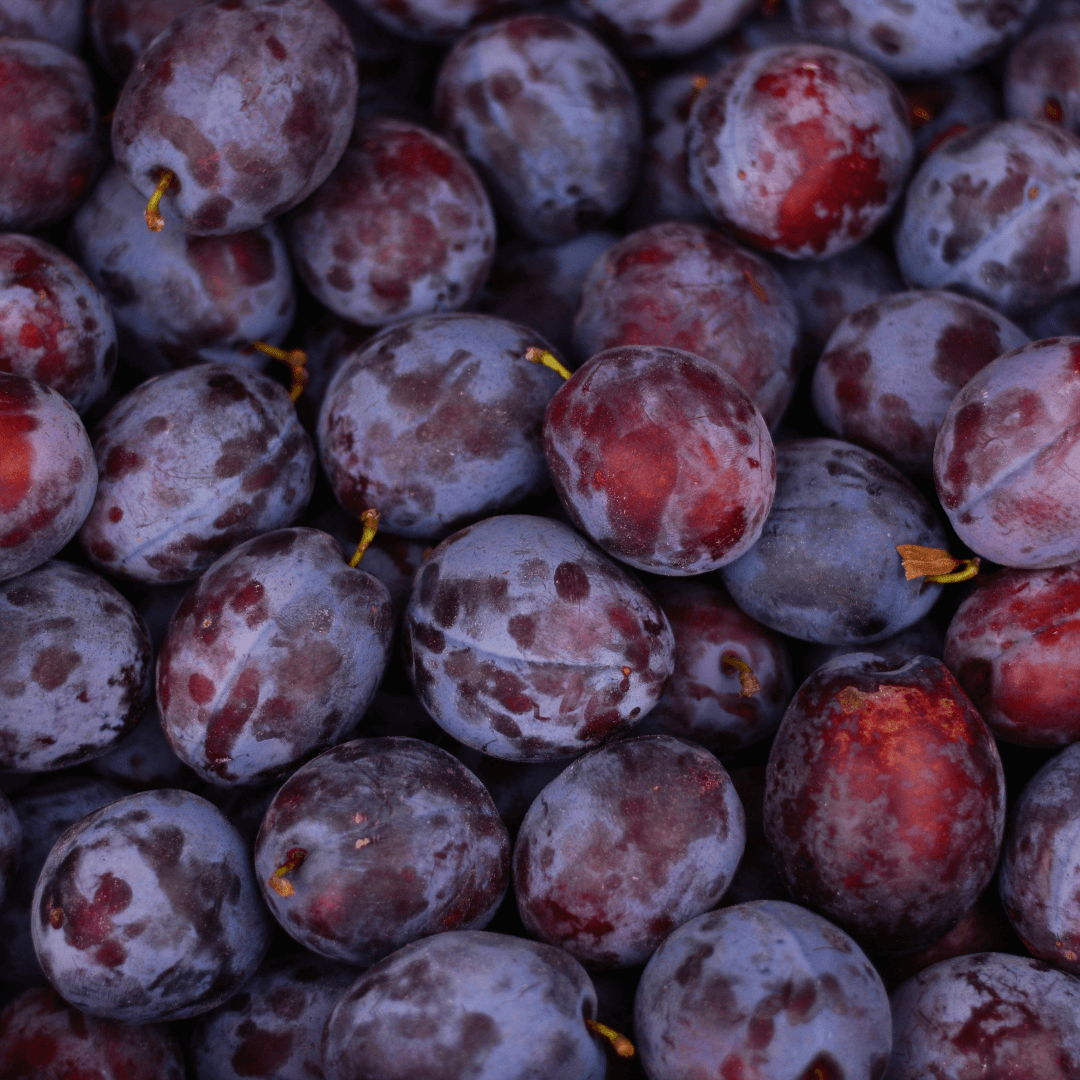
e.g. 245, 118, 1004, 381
49, 906, 64, 928
252, 341, 308, 401
268, 847, 307, 897
525, 346, 571, 381
689, 73, 709, 106
145, 170, 175, 232
349, 508, 380, 567
585, 1019, 635, 1058
721, 652, 760, 696
896, 544, 980, 583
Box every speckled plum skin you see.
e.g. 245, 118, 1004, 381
288, 116, 495, 327
322, 930, 607, 1080
403, 515, 676, 761
720, 438, 946, 644
0, 986, 185, 1080
318, 314, 564, 540
111, 0, 359, 236
434, 14, 643, 244
514, 735, 745, 969
0, 0, 84, 51
635, 580, 794, 754
566, 0, 756, 56
157, 528, 393, 787
777, 241, 903, 356
896, 120, 1080, 313
0, 373, 96, 584
1006, 18, 1080, 132
79, 364, 315, 584
0, 37, 100, 232
687, 44, 913, 260
813, 290, 1029, 474
254, 738, 510, 966
544, 346, 776, 575
71, 167, 295, 377
0, 236, 116, 414
634, 901, 892, 1080
905, 72, 999, 158
888, 953, 1080, 1078
89, 0, 204, 84
999, 744, 1080, 975
32, 788, 272, 1023
0, 561, 152, 772
933, 337, 1080, 569
945, 563, 1080, 746
764, 654, 1006, 954
791, 0, 1039, 79
476, 231, 618, 358
190, 953, 355, 1080
572, 223, 800, 429
0, 777, 131, 988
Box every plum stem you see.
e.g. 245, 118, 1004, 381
145, 171, 175, 232
896, 545, 980, 583
349, 509, 380, 567
252, 341, 308, 401
525, 346, 571, 381
585, 1019, 635, 1059
721, 652, 760, 696
689, 74, 709, 106
268, 847, 307, 898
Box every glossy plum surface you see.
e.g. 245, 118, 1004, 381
514, 734, 745, 968
687, 43, 913, 258
112, 0, 359, 235
435, 14, 642, 244
322, 930, 607, 1080
571, 222, 800, 429
403, 514, 676, 760
288, 115, 495, 327
934, 336, 1080, 568
634, 901, 892, 1080
764, 654, 1006, 954
0, 234, 116, 414
945, 562, 1080, 746
157, 527, 393, 786
254, 737, 510, 965
0, 372, 97, 584
71, 166, 295, 376
32, 788, 272, 1023
896, 120, 1080, 313
720, 438, 946, 644
888, 952, 1080, 1078
318, 314, 564, 539
812, 289, 1029, 473
635, 579, 794, 754
0, 560, 152, 772
79, 364, 315, 584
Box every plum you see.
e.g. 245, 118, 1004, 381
1006, 17, 1080, 132
89, 0, 205, 84
90, 701, 197, 790
566, 0, 757, 56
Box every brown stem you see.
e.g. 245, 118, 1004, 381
145, 170, 175, 232
896, 545, 980, 584
268, 847, 307, 898
722, 652, 760, 697
252, 341, 308, 402
349, 509, 380, 568
585, 1019, 635, 1059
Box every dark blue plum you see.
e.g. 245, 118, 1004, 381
0, 985, 185, 1080
720, 438, 947, 644
71, 167, 296, 377
514, 735, 745, 968
888, 953, 1080, 1077
813, 290, 1028, 474
157, 528, 393, 787
111, 0, 359, 235
318, 314, 565, 540
0, 777, 132, 989
191, 953, 356, 1080
403, 515, 675, 761
634, 901, 892, 1080
0, 560, 152, 772
253, 737, 510, 966
1006, 17, 1080, 132
78, 364, 316, 585
32, 788, 273, 1022
322, 930, 608, 1080
435, 15, 642, 244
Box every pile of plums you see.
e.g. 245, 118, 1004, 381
4, 0, 1080, 1075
